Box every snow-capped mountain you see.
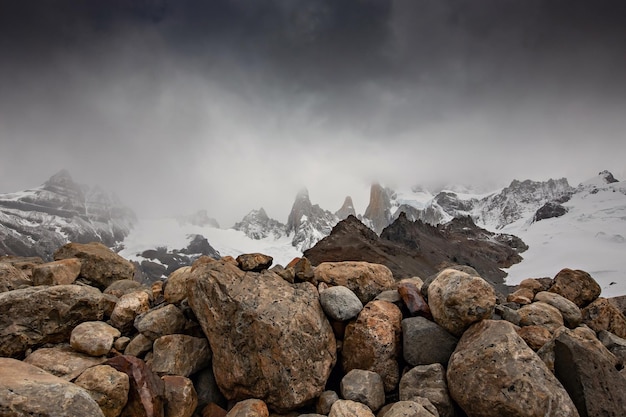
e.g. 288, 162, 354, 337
233, 208, 285, 240
285, 188, 339, 252
0, 170, 136, 260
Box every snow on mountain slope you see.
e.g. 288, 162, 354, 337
502, 174, 626, 297
120, 217, 301, 268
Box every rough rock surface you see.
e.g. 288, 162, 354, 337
517, 301, 565, 333
134, 304, 187, 340
0, 262, 31, 292
340, 369, 385, 412
187, 260, 336, 412
329, 400, 375, 417
0, 284, 108, 358
32, 258, 81, 285
0, 358, 105, 416
549, 268, 601, 308
54, 242, 135, 289
447, 320, 579, 417
581, 297, 626, 338
427, 269, 496, 337
236, 253, 273, 272
554, 329, 626, 417
312, 261, 395, 304
225, 399, 269, 417
534, 291, 582, 328
110, 290, 151, 332
162, 375, 198, 417
164, 266, 193, 304
317, 391, 340, 415
342, 300, 402, 392
401, 317, 458, 366
23, 345, 107, 380
74, 364, 130, 417
399, 364, 454, 417
151, 334, 212, 377
383, 401, 439, 417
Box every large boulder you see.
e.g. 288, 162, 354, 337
312, 261, 395, 304
24, 345, 107, 381
534, 291, 582, 328
319, 285, 364, 321
54, 242, 135, 289
0, 358, 105, 416
399, 364, 455, 417
71, 321, 121, 357
402, 317, 458, 366
110, 290, 151, 332
134, 304, 187, 341
548, 268, 600, 308
162, 375, 198, 417
74, 364, 130, 417
340, 369, 385, 413
554, 329, 626, 417
517, 301, 564, 333
342, 300, 402, 392
447, 320, 579, 417
383, 401, 439, 417
164, 266, 193, 304
151, 334, 212, 377
0, 262, 31, 292
32, 258, 81, 286
581, 297, 626, 338
187, 260, 336, 412
0, 284, 108, 358
329, 400, 375, 417
427, 269, 496, 337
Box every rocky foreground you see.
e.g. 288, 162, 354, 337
1, 242, 625, 417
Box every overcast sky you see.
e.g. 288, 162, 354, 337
1, 0, 625, 227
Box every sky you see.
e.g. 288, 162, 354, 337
1, 0, 625, 227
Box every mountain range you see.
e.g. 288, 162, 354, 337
1, 169, 624, 295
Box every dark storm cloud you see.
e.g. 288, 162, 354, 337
1, 1, 626, 225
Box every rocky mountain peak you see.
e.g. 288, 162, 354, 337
233, 208, 285, 240
335, 196, 356, 220
286, 189, 338, 251
363, 183, 394, 234
599, 170, 619, 184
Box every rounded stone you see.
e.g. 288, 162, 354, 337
319, 285, 364, 321
71, 321, 121, 357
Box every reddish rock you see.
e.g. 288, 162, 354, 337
202, 403, 228, 417
582, 297, 626, 338
517, 325, 553, 351
397, 281, 432, 319
549, 268, 601, 308
342, 300, 402, 392
106, 355, 165, 417
32, 258, 81, 286
225, 399, 269, 417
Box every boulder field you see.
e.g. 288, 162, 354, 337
1, 242, 625, 417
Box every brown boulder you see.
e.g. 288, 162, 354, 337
32, 258, 81, 286
226, 399, 269, 417
74, 364, 130, 417
54, 242, 135, 289
329, 400, 375, 417
581, 297, 626, 338
106, 355, 165, 417
517, 301, 564, 333
24, 345, 107, 380
151, 334, 212, 377
447, 320, 579, 417
0, 262, 31, 292
534, 291, 582, 328
162, 375, 198, 417
0, 358, 105, 416
312, 261, 395, 304
383, 401, 439, 417
134, 304, 187, 341
427, 269, 496, 337
236, 253, 273, 272
164, 266, 193, 304
110, 290, 151, 332
342, 300, 402, 392
517, 325, 552, 351
549, 268, 600, 308
70, 321, 121, 356
0, 284, 108, 358
187, 260, 336, 412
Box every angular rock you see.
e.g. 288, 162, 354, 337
0, 284, 108, 358
187, 260, 336, 412
517, 301, 564, 333
135, 304, 187, 340
399, 364, 454, 417
402, 316, 458, 366
54, 242, 135, 289
340, 369, 385, 412
383, 401, 439, 417
115, 336, 131, 352
32, 258, 81, 286
549, 268, 601, 308
0, 262, 31, 292
534, 291, 582, 328
581, 297, 626, 338
427, 269, 496, 337
110, 290, 151, 332
329, 400, 375, 417
316, 391, 339, 415
106, 355, 165, 417
397, 281, 432, 319
290, 257, 315, 282
598, 330, 626, 367
319, 285, 364, 321
193, 367, 226, 413
162, 375, 198, 417
342, 300, 402, 392
447, 320, 579, 417
71, 320, 121, 356
125, 333, 154, 358
236, 253, 273, 272
507, 287, 535, 305
0, 358, 105, 416
164, 266, 193, 304
202, 403, 228, 417
104, 279, 144, 298
74, 364, 130, 417
554, 329, 626, 417
152, 334, 212, 377
24, 344, 107, 380
312, 261, 395, 304
226, 399, 269, 417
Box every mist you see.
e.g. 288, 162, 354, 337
1, 0, 625, 227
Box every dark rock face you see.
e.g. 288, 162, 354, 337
0, 170, 136, 261
305, 214, 526, 293
533, 202, 568, 222
599, 170, 619, 184
335, 196, 357, 220
362, 184, 394, 235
